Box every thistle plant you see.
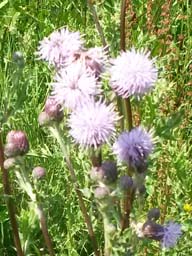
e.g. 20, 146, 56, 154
33, 1, 182, 253
1, 1, 185, 255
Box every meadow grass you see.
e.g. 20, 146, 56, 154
0, 0, 191, 255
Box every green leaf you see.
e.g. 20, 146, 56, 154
0, 0, 8, 9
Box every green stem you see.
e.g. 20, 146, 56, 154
103, 216, 112, 256
0, 136, 24, 256
87, 0, 107, 48
15, 165, 54, 256
117, 96, 124, 131
49, 125, 100, 256
124, 98, 133, 131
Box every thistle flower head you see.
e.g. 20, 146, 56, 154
69, 99, 119, 148
67, 47, 108, 78
37, 28, 83, 67
113, 126, 153, 168
109, 48, 158, 97
4, 131, 29, 157
142, 221, 182, 248
161, 222, 182, 248
52, 62, 101, 110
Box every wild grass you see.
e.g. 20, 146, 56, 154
0, 0, 191, 255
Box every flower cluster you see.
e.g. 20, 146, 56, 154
36, 27, 182, 252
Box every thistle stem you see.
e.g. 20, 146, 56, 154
49, 125, 100, 256
124, 98, 133, 131
103, 216, 112, 256
0, 135, 24, 256
120, 0, 134, 231
15, 166, 54, 256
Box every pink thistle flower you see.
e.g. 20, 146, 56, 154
37, 28, 83, 67
113, 126, 153, 168
52, 62, 101, 110
109, 48, 158, 97
68, 99, 119, 148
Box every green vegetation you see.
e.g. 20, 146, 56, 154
0, 0, 191, 255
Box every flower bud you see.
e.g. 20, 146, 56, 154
94, 186, 110, 200
38, 111, 50, 126
32, 166, 46, 179
147, 208, 160, 221
142, 220, 164, 241
4, 158, 17, 170
90, 161, 118, 184
44, 97, 63, 122
101, 161, 118, 184
5, 131, 29, 157
119, 175, 133, 190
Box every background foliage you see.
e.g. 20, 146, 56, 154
0, 0, 191, 255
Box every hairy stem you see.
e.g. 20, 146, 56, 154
0, 135, 24, 256
36, 205, 55, 256
50, 125, 100, 256
120, 0, 134, 231
15, 166, 54, 256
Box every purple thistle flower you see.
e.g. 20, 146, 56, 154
109, 48, 158, 97
113, 126, 153, 168
37, 28, 83, 67
69, 99, 119, 148
161, 222, 182, 248
142, 221, 182, 249
52, 62, 101, 110
67, 47, 108, 78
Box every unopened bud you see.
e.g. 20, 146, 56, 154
119, 175, 133, 190
38, 111, 51, 126
5, 131, 29, 157
142, 220, 164, 241
44, 97, 63, 122
32, 166, 46, 179
147, 208, 160, 221
90, 161, 118, 184
4, 158, 17, 170
94, 186, 110, 199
